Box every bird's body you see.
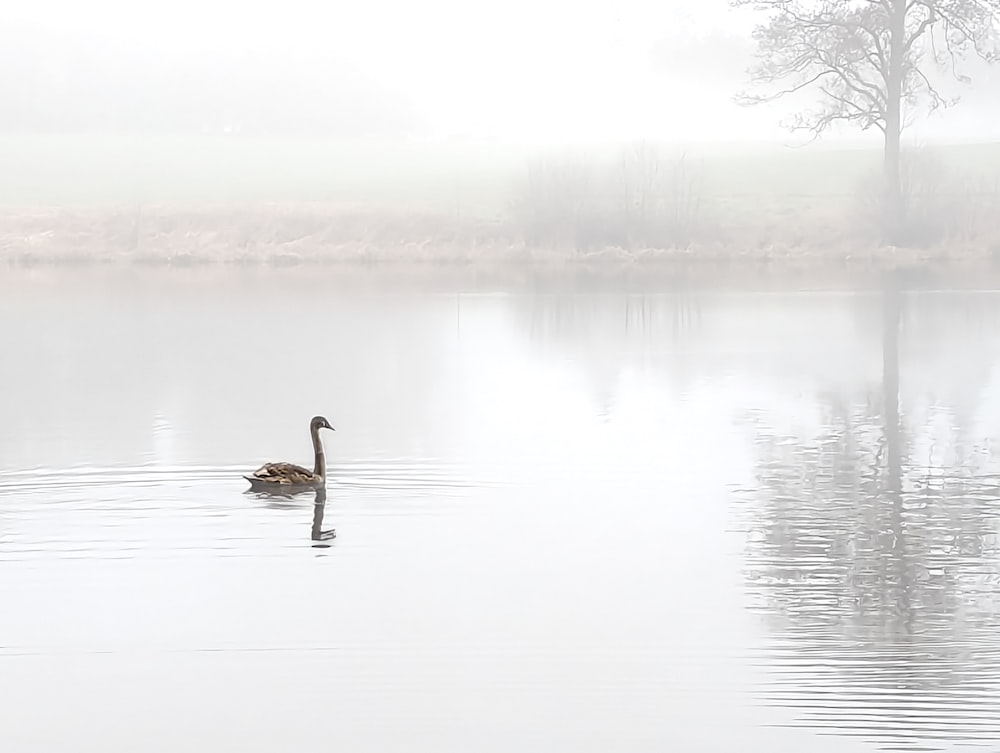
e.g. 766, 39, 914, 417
245, 461, 321, 489
244, 416, 335, 493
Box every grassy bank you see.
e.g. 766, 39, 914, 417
1, 135, 999, 267
2, 201, 999, 269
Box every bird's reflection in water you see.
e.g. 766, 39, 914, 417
245, 486, 306, 508
311, 486, 336, 547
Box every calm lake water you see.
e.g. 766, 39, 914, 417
2, 265, 1000, 752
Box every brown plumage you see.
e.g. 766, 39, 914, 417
244, 416, 335, 492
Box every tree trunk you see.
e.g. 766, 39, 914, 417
884, 0, 906, 244
884, 108, 903, 243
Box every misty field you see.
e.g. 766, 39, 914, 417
2, 134, 1000, 265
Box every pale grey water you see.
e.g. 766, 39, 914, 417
2, 267, 1000, 752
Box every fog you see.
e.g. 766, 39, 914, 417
6, 3, 1000, 752
6, 0, 998, 145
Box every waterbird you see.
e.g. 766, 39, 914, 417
244, 415, 335, 492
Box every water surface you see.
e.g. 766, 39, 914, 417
2, 267, 1000, 752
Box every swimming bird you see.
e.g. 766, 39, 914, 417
244, 415, 335, 492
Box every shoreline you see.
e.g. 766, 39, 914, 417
6, 251, 1000, 298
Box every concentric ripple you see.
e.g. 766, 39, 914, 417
0, 459, 493, 562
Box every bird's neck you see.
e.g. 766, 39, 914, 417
311, 426, 326, 480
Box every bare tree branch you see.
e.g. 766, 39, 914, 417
732, 0, 1000, 138
732, 0, 1000, 241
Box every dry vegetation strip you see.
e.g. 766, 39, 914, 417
1, 140, 999, 266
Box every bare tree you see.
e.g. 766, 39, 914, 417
618, 143, 706, 249
732, 0, 1000, 243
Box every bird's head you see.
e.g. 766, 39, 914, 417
311, 416, 335, 432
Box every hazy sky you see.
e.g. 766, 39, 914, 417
6, 0, 999, 144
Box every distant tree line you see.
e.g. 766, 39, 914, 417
0, 28, 421, 137
510, 143, 707, 252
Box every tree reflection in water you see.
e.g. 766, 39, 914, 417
741, 280, 1000, 751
